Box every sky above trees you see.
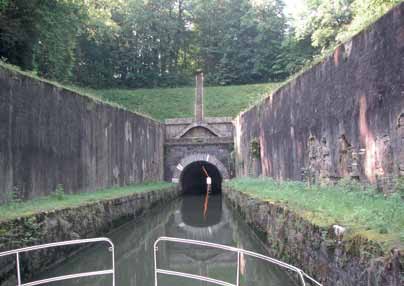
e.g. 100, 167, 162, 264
283, 0, 305, 17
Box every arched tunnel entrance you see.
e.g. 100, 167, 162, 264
180, 161, 222, 195
180, 161, 223, 227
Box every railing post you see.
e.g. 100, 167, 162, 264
16, 253, 21, 286
299, 271, 306, 286
154, 244, 158, 286
110, 246, 115, 286
236, 251, 240, 286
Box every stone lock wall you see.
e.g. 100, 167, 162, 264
0, 67, 165, 202
234, 3, 404, 193
224, 188, 403, 286
0, 187, 180, 285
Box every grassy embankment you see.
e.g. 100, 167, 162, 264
0, 182, 174, 222
76, 83, 281, 120
1, 61, 281, 121
225, 177, 404, 250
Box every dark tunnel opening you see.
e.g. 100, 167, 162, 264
180, 161, 222, 195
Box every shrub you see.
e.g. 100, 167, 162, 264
52, 184, 65, 201
395, 176, 404, 198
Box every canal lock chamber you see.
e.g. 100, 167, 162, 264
23, 162, 298, 286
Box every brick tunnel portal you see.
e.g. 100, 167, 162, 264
180, 161, 222, 195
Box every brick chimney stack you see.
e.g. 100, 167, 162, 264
195, 70, 204, 123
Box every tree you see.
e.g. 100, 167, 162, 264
0, 0, 41, 70
2, 0, 401, 87
191, 0, 227, 82
336, 0, 402, 43
289, 0, 402, 54
292, 0, 353, 52
192, 0, 288, 85
73, 0, 126, 87
33, 0, 85, 81
251, 0, 287, 82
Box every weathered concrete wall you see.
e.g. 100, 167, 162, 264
0, 187, 180, 285
0, 67, 164, 202
224, 188, 403, 286
234, 3, 404, 192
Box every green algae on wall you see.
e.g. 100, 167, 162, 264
233, 3, 404, 194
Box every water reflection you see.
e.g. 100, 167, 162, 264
181, 195, 222, 227
36, 194, 297, 286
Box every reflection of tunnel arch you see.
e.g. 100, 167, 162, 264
169, 197, 232, 242
181, 194, 222, 227
172, 153, 230, 193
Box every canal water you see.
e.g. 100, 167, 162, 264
36, 194, 297, 286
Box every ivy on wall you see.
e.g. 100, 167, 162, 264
250, 138, 261, 159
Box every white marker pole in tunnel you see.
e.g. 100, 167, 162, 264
202, 166, 212, 194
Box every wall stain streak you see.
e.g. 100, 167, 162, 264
234, 3, 404, 193
0, 68, 165, 202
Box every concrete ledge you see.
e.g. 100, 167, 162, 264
175, 122, 225, 138
0, 186, 180, 285
165, 117, 233, 125
223, 187, 402, 286
165, 137, 234, 146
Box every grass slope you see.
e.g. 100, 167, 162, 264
225, 177, 404, 250
1, 61, 281, 120
0, 182, 173, 222
77, 83, 281, 121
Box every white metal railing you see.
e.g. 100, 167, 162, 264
0, 238, 115, 286
154, 237, 322, 286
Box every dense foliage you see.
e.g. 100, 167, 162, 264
0, 0, 401, 88
292, 0, 402, 53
